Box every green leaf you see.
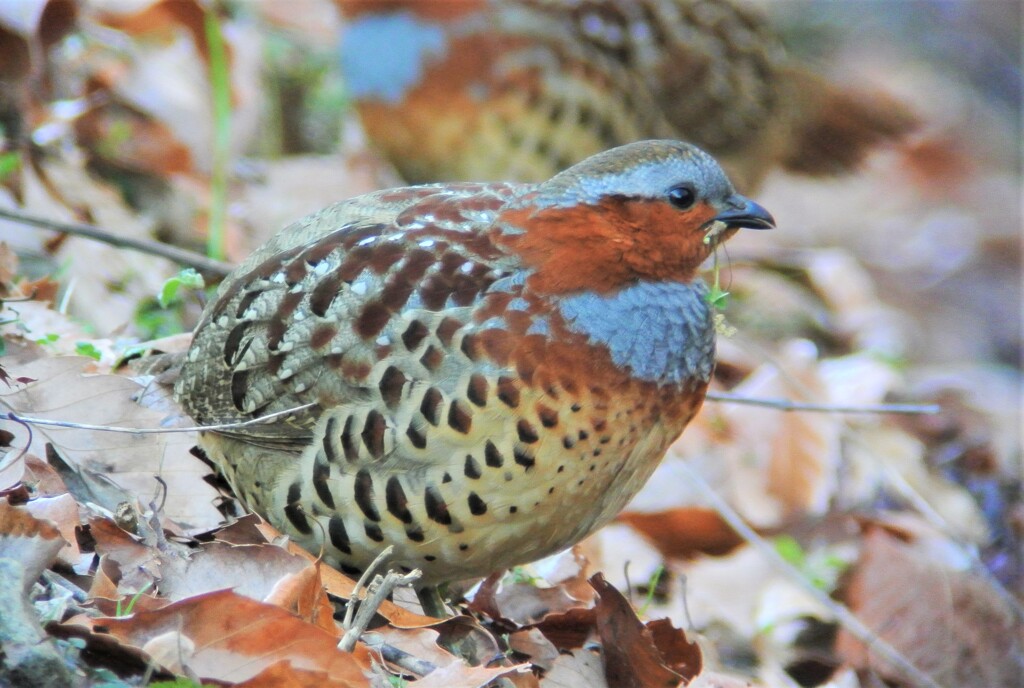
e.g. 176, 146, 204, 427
35, 333, 59, 345
158, 268, 205, 307
706, 285, 731, 309
772, 535, 806, 567
149, 679, 205, 688
508, 566, 539, 586
75, 342, 102, 361
0, 152, 20, 181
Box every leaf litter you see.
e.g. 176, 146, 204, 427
0, 1, 1020, 687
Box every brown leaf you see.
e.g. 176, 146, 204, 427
94, 0, 209, 63
507, 628, 560, 672
530, 606, 597, 651
211, 512, 271, 545
89, 516, 165, 594
24, 492, 82, 566
66, 589, 374, 685
264, 560, 339, 636
591, 573, 688, 688
0, 502, 75, 685
368, 624, 454, 676
469, 574, 587, 626
21, 454, 69, 496
0, 0, 77, 79
410, 659, 530, 688
541, 648, 608, 688
646, 619, 702, 679
688, 669, 761, 687
0, 241, 18, 286
235, 660, 348, 688
618, 507, 744, 559
75, 102, 193, 175
0, 500, 65, 586
0, 356, 221, 529
158, 540, 311, 604
87, 556, 121, 603
837, 527, 1022, 688
268, 522, 441, 629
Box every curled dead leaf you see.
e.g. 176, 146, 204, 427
64, 588, 375, 685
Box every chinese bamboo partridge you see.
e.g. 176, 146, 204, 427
175, 140, 774, 614
338, 0, 916, 190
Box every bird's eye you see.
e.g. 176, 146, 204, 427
667, 184, 697, 210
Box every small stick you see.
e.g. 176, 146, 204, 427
339, 569, 421, 653
2, 404, 315, 435
678, 461, 944, 688
342, 547, 394, 632
362, 633, 438, 677
339, 546, 423, 653
705, 391, 940, 415
0, 207, 233, 276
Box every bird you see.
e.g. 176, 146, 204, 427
337, 0, 917, 191
174, 140, 774, 615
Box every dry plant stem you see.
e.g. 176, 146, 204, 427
677, 461, 945, 688
41, 570, 89, 604
362, 633, 439, 677
339, 546, 424, 653
340, 568, 422, 653
705, 391, 940, 415
725, 335, 1019, 613
1, 404, 315, 434
0, 207, 232, 276
2, 392, 937, 442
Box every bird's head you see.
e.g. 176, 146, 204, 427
495, 140, 774, 293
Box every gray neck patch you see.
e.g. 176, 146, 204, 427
557, 280, 715, 385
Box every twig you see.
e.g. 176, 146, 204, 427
705, 391, 940, 415
362, 633, 438, 677
677, 461, 944, 688
41, 570, 89, 604
342, 546, 394, 633
0, 207, 232, 276
339, 546, 423, 653
340, 569, 422, 653
2, 403, 315, 435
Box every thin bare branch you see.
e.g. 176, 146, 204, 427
2, 404, 315, 434
0, 207, 233, 277
706, 391, 940, 415
678, 461, 945, 688
339, 546, 423, 653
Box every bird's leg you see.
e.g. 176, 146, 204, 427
416, 585, 449, 618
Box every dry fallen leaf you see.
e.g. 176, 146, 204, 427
410, 658, 530, 688
23, 492, 82, 567
837, 526, 1022, 688
263, 559, 339, 635
65, 588, 375, 686
592, 573, 699, 688
0, 500, 66, 584
618, 507, 743, 560
541, 648, 608, 688
0, 500, 75, 687
0, 355, 220, 529
233, 660, 352, 688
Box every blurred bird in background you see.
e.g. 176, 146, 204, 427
336, 0, 917, 191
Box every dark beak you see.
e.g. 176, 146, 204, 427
713, 195, 775, 230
